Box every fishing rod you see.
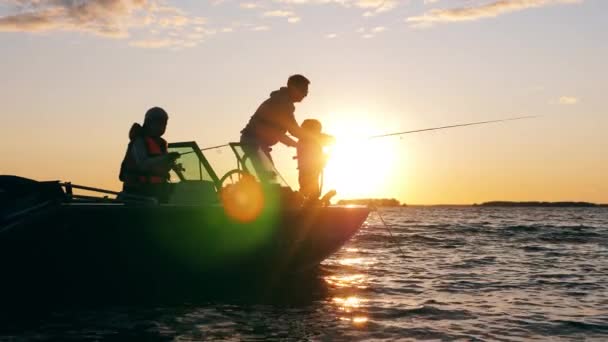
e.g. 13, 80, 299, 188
367, 115, 538, 139
186, 115, 538, 154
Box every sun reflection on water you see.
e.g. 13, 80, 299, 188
332, 296, 369, 326
337, 257, 374, 266
325, 274, 367, 289
323, 238, 373, 328
333, 296, 364, 310
352, 316, 368, 325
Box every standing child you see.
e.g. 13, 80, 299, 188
296, 119, 335, 199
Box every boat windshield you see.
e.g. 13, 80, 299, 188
229, 143, 289, 187
167, 142, 220, 187
166, 141, 290, 190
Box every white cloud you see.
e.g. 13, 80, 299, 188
273, 0, 398, 15
356, 25, 386, 37
262, 9, 300, 23
129, 36, 203, 49
252, 25, 270, 31
2, 0, 583, 49
263, 10, 295, 17
130, 38, 174, 48
158, 15, 189, 28
240, 2, 261, 9
407, 0, 583, 27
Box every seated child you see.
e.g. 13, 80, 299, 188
296, 119, 335, 199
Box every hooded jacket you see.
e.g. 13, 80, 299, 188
241, 87, 299, 147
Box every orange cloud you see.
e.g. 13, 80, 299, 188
0, 0, 214, 48
0, 0, 149, 37
559, 96, 579, 105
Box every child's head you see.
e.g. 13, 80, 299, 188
301, 119, 322, 135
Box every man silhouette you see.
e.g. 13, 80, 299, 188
240, 74, 310, 166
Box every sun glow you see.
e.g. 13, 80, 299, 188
322, 117, 400, 199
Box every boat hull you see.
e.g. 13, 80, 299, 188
0, 203, 368, 300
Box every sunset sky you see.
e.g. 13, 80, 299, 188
1, 0, 606, 204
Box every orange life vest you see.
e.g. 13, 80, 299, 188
119, 136, 169, 185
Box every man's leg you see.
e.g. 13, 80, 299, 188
240, 135, 272, 179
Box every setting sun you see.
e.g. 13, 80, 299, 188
321, 117, 402, 199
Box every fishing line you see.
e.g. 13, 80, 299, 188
370, 207, 432, 273
369, 206, 406, 258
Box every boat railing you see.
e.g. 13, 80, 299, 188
61, 182, 158, 205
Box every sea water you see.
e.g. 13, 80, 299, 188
2, 207, 607, 341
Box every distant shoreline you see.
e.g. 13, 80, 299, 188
474, 201, 607, 208
337, 199, 608, 208
337, 198, 405, 207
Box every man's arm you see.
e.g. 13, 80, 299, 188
282, 116, 336, 147
171, 163, 186, 180
272, 109, 302, 147
285, 117, 306, 140
278, 134, 297, 147
131, 139, 174, 172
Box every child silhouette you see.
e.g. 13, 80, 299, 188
296, 119, 335, 200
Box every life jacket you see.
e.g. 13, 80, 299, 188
119, 136, 169, 185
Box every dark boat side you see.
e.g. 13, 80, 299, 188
0, 142, 369, 302
0, 202, 368, 301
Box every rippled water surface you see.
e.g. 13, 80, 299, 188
2, 207, 608, 341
